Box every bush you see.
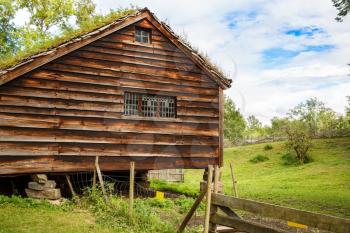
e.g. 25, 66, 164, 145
264, 144, 273, 150
282, 152, 313, 166
249, 154, 269, 163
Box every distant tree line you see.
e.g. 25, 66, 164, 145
224, 96, 350, 146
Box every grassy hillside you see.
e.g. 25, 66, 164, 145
152, 137, 350, 217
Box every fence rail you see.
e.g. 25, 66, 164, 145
211, 193, 350, 233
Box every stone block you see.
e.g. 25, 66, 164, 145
28, 180, 56, 191
31, 174, 48, 184
25, 188, 61, 200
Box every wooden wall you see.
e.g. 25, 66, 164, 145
0, 19, 220, 175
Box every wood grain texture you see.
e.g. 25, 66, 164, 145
0, 17, 222, 174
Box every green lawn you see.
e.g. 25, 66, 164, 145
152, 137, 350, 217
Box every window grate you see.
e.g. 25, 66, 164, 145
124, 92, 175, 118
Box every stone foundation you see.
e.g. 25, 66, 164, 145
25, 174, 61, 200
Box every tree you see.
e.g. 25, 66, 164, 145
332, 0, 350, 21
346, 96, 350, 118
285, 121, 312, 165
0, 0, 18, 54
224, 95, 246, 143
270, 117, 289, 137
288, 98, 328, 137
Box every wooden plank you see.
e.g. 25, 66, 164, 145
204, 165, 213, 233
61, 56, 208, 83
0, 113, 219, 136
65, 175, 76, 196
0, 95, 123, 112
44, 63, 216, 88
2, 85, 122, 103
78, 47, 199, 72
85, 43, 192, 63
0, 127, 219, 145
0, 156, 216, 175
218, 88, 224, 166
212, 194, 350, 233
0, 142, 218, 158
92, 40, 187, 59
178, 189, 207, 233
211, 213, 288, 233
129, 161, 135, 218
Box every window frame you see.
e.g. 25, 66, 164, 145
135, 27, 151, 44
124, 92, 176, 119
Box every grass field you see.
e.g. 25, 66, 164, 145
151, 137, 350, 217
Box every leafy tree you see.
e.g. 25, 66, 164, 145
270, 117, 289, 137
224, 95, 246, 143
16, 0, 76, 33
288, 98, 328, 137
332, 0, 350, 21
0, 0, 18, 54
285, 121, 312, 165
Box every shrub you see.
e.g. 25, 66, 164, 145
285, 121, 312, 165
249, 154, 269, 163
264, 144, 273, 150
282, 152, 313, 166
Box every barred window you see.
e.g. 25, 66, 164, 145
135, 27, 150, 43
124, 92, 176, 118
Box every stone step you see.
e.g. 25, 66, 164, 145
25, 188, 61, 200
28, 180, 56, 191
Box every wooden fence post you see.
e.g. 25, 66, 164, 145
209, 165, 220, 232
65, 175, 76, 197
230, 162, 238, 197
204, 165, 213, 233
94, 156, 109, 205
129, 161, 135, 218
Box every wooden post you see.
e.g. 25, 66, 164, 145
94, 156, 109, 204
129, 161, 135, 218
177, 189, 207, 233
209, 165, 220, 232
230, 162, 238, 197
92, 168, 96, 188
65, 175, 76, 197
204, 165, 213, 233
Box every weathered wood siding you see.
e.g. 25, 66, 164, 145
0, 19, 220, 174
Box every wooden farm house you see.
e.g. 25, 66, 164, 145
0, 8, 231, 177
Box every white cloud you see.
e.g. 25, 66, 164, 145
94, 0, 350, 124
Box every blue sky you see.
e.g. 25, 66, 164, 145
15, 0, 350, 124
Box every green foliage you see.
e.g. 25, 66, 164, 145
150, 179, 198, 197
224, 95, 246, 143
0, 0, 18, 54
285, 120, 313, 165
0, 195, 72, 211
332, 0, 350, 21
281, 152, 313, 166
264, 144, 273, 150
249, 154, 269, 163
78, 187, 201, 233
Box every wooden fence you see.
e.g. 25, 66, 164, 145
178, 165, 350, 233
210, 193, 350, 233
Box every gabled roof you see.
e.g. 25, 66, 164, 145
0, 8, 232, 89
